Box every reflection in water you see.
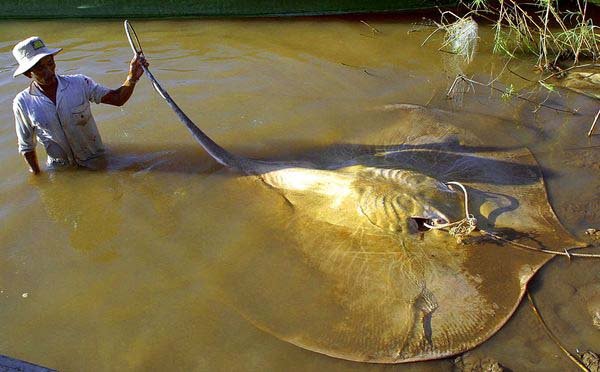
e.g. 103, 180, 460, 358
33, 171, 124, 253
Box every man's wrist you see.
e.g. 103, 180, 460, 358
125, 75, 138, 85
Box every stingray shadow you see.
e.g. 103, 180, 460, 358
279, 135, 548, 187
477, 191, 521, 226
93, 136, 548, 189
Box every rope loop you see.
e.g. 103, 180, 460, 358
423, 181, 477, 243
449, 214, 478, 242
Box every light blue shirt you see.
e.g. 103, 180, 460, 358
13, 74, 110, 168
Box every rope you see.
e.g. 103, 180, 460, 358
425, 182, 600, 258
527, 291, 589, 371
480, 230, 600, 258
424, 181, 477, 242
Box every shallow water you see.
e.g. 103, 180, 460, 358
0, 18, 598, 371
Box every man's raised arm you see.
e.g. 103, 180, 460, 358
101, 55, 148, 107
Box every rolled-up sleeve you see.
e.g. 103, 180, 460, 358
81, 75, 111, 104
13, 99, 36, 154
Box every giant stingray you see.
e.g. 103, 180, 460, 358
124, 21, 589, 363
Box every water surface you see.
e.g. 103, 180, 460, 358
0, 18, 598, 371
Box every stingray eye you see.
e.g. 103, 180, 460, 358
434, 218, 449, 225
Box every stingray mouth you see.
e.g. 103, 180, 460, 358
410, 217, 449, 232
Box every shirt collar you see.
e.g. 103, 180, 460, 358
28, 74, 69, 96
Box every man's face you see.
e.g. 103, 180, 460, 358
25, 55, 56, 85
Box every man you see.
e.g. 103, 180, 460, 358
12, 36, 148, 174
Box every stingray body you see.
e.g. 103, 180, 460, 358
186, 118, 464, 236
255, 162, 463, 234
139, 58, 582, 362
162, 95, 582, 362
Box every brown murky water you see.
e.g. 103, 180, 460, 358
0, 18, 598, 371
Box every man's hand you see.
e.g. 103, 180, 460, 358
23, 151, 41, 175
127, 54, 149, 83
101, 54, 149, 106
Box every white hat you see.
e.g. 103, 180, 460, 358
12, 36, 62, 77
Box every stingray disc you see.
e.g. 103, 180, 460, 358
214, 105, 582, 363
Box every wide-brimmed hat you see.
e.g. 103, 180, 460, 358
12, 36, 62, 77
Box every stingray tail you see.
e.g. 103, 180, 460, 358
142, 67, 242, 170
